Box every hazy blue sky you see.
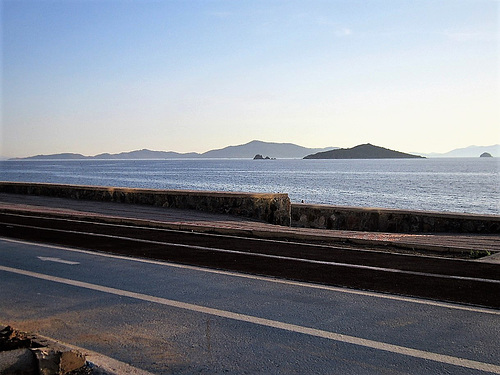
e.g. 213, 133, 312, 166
2, 0, 498, 157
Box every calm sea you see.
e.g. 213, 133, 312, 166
1, 158, 499, 215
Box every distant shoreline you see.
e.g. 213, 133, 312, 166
3, 156, 497, 162
4, 140, 499, 160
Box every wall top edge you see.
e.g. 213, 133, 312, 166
292, 202, 500, 220
0, 181, 289, 199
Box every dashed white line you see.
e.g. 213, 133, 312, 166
1, 264, 500, 374
37, 256, 80, 265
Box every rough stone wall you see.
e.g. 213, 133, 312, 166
291, 203, 500, 234
3, 181, 499, 233
0, 182, 291, 226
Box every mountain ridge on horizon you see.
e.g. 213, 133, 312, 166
9, 140, 336, 160
417, 144, 500, 158
6, 141, 500, 160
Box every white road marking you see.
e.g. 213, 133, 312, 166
7, 223, 500, 284
1, 264, 499, 374
37, 256, 80, 265
2, 237, 500, 316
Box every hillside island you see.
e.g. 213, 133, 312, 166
304, 144, 424, 159
9, 141, 499, 160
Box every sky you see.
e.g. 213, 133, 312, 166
1, 0, 499, 158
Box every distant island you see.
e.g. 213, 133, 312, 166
419, 144, 499, 158
480, 152, 493, 158
304, 144, 425, 159
12, 149, 199, 161
253, 154, 275, 160
11, 140, 336, 160
7, 141, 499, 160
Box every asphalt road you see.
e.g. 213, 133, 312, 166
2, 212, 499, 307
1, 238, 499, 374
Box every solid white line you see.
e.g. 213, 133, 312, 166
2, 237, 500, 316
1, 264, 500, 374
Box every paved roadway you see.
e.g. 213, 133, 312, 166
2, 211, 499, 307
1, 238, 499, 374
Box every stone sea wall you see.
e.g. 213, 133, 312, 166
0, 182, 291, 226
1, 182, 499, 233
291, 203, 500, 234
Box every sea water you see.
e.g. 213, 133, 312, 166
1, 158, 499, 215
